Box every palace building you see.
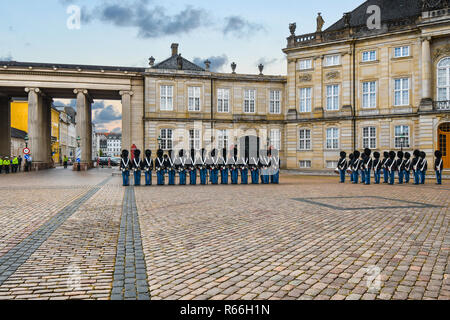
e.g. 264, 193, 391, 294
0, 0, 449, 170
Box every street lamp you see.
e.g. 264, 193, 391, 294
24, 134, 29, 148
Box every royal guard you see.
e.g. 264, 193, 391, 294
240, 151, 249, 185
177, 149, 187, 185
387, 151, 397, 185
143, 150, 153, 186
260, 150, 271, 184
348, 153, 354, 182
372, 152, 382, 184
120, 150, 131, 186
188, 149, 197, 185
230, 147, 239, 184
360, 151, 367, 184
209, 149, 219, 185
270, 148, 280, 184
419, 151, 428, 185
381, 152, 389, 183
220, 148, 229, 185
396, 151, 405, 184
363, 148, 372, 185
199, 148, 208, 185
155, 149, 165, 185
403, 152, 412, 184
167, 150, 176, 185
351, 151, 361, 184
434, 150, 443, 185
250, 152, 260, 184
337, 151, 348, 183
132, 149, 142, 186
412, 150, 421, 185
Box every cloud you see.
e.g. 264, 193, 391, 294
223, 16, 264, 38
82, 1, 209, 38
192, 55, 228, 72
256, 57, 279, 67
92, 101, 106, 110
54, 99, 77, 109
94, 105, 121, 124
112, 127, 122, 133
0, 54, 13, 61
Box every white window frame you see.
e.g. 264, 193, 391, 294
299, 160, 311, 168
160, 85, 173, 111
362, 50, 377, 62
244, 89, 256, 113
326, 128, 339, 150
269, 90, 281, 114
189, 129, 201, 150
218, 129, 229, 150
437, 57, 450, 102
326, 85, 340, 111
299, 129, 311, 150
394, 125, 410, 149
188, 86, 201, 111
217, 88, 230, 113
362, 81, 377, 109
299, 87, 312, 113
363, 126, 377, 149
394, 46, 410, 58
270, 129, 281, 150
324, 54, 340, 67
326, 160, 339, 169
160, 128, 173, 150
394, 78, 410, 106
298, 59, 313, 70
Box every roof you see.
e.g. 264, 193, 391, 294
11, 127, 27, 139
0, 60, 145, 73
152, 54, 205, 72
326, 0, 423, 31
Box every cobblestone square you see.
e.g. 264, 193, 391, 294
0, 168, 448, 300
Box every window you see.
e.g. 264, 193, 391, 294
394, 78, 410, 106
363, 127, 377, 149
218, 130, 228, 150
299, 160, 311, 168
188, 87, 201, 111
217, 88, 230, 113
270, 129, 281, 150
269, 90, 281, 114
298, 59, 313, 70
326, 85, 340, 110
326, 161, 339, 169
362, 81, 377, 108
437, 57, 450, 101
394, 46, 410, 58
324, 54, 340, 66
244, 89, 256, 113
160, 129, 173, 150
326, 128, 339, 150
189, 129, 200, 150
394, 125, 410, 148
299, 88, 312, 113
160, 85, 173, 111
299, 129, 311, 150
362, 50, 376, 62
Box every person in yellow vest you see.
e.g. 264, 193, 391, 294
0, 156, 3, 174
3, 156, 10, 174
12, 156, 19, 173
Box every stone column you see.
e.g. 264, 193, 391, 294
74, 89, 93, 170
0, 95, 11, 157
120, 90, 134, 151
42, 97, 52, 166
420, 37, 433, 111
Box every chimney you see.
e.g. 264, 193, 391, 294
171, 43, 179, 56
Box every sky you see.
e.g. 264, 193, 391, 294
1, 0, 362, 131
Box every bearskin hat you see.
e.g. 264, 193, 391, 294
179, 149, 184, 157
404, 152, 411, 159
364, 148, 372, 156
354, 150, 360, 158
340, 151, 347, 158
435, 150, 442, 158
413, 149, 421, 158
122, 150, 129, 158
397, 151, 404, 159
389, 151, 396, 159
145, 149, 152, 158
191, 149, 195, 159
222, 148, 227, 158
349, 153, 354, 160
211, 149, 216, 157
383, 151, 389, 158
374, 152, 380, 159
157, 149, 163, 158
420, 151, 426, 158
134, 149, 141, 158
234, 147, 238, 157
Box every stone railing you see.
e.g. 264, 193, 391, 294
434, 100, 450, 111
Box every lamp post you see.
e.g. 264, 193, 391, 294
24, 134, 29, 148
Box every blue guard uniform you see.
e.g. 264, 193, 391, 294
381, 152, 389, 183
239, 153, 249, 185
362, 148, 372, 185
396, 151, 405, 184
337, 151, 348, 183
155, 149, 165, 185
120, 150, 131, 186
143, 150, 153, 186
403, 152, 411, 184
372, 152, 382, 184
351, 151, 361, 184
167, 150, 176, 185
250, 155, 260, 184
176, 149, 187, 185
269, 148, 280, 184
230, 148, 239, 185
386, 151, 398, 185
419, 151, 428, 185
188, 149, 197, 185
348, 153, 354, 182
199, 149, 208, 185
260, 150, 270, 184
434, 150, 443, 185
220, 148, 229, 185
411, 150, 421, 185
209, 149, 219, 185
132, 149, 142, 186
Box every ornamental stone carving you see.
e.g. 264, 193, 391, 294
326, 71, 340, 80
432, 44, 450, 61
299, 73, 312, 82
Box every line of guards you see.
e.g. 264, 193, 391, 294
336, 148, 445, 185
119, 148, 280, 187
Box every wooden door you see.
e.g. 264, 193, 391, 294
439, 123, 450, 169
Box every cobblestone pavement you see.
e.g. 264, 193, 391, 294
0, 168, 448, 300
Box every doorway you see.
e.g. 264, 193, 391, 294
438, 123, 450, 169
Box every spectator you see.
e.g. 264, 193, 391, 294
18, 155, 22, 172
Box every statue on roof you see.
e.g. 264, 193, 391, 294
316, 13, 325, 32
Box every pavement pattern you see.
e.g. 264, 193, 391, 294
0, 167, 448, 300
